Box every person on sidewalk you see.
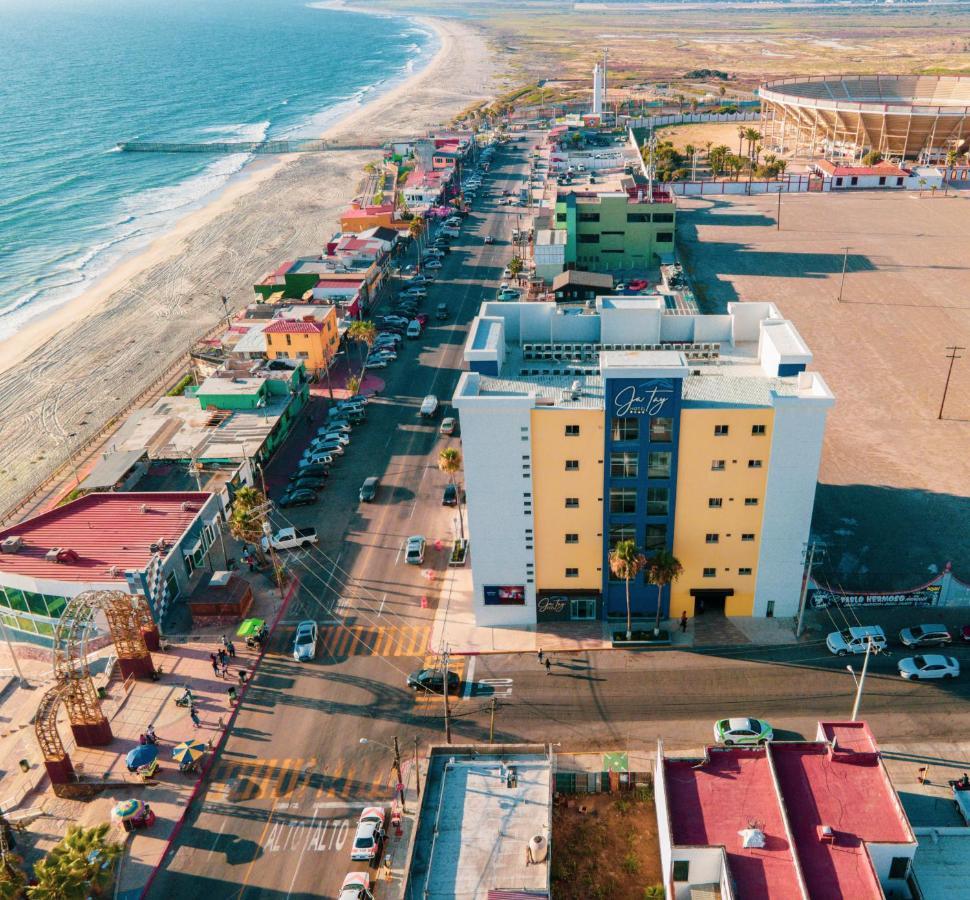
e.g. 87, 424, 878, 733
537, 649, 543, 664
226, 640, 236, 659
221, 659, 230, 678
190, 706, 201, 728
544, 657, 551, 675
210, 654, 220, 678
221, 634, 229, 649
217, 648, 228, 668
227, 686, 238, 707
680, 611, 688, 633
238, 669, 248, 685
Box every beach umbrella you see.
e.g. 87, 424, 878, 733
126, 744, 159, 769
237, 618, 265, 638
171, 739, 207, 764
112, 799, 145, 822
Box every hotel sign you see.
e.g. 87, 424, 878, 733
612, 379, 676, 418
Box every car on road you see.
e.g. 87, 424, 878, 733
898, 654, 960, 680
498, 289, 521, 301
713, 717, 774, 745
350, 807, 386, 863
899, 624, 952, 648
290, 463, 328, 481
321, 420, 353, 432
364, 358, 388, 370
442, 483, 461, 506
292, 620, 318, 662
484, 235, 494, 244
407, 668, 462, 694
405, 535, 426, 565
419, 395, 439, 417
262, 526, 318, 551
435, 303, 448, 321
406, 320, 422, 338
439, 416, 457, 435
291, 476, 326, 493
502, 266, 512, 278
826, 625, 887, 656
317, 431, 350, 445
424, 259, 442, 269
338, 872, 374, 900
415, 313, 429, 326
359, 476, 380, 503
277, 488, 317, 508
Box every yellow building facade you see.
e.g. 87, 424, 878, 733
263, 309, 339, 375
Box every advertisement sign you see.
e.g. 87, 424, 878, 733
536, 595, 569, 622
809, 584, 942, 609
611, 379, 677, 419
483, 585, 525, 606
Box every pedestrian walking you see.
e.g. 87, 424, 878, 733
227, 640, 236, 659
537, 649, 543, 664
227, 686, 237, 707
218, 648, 228, 667
680, 611, 688, 633
190, 706, 201, 728
544, 657, 551, 675
221, 659, 230, 678
238, 669, 248, 685
221, 634, 228, 648
210, 653, 220, 677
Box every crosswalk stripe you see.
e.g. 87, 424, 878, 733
373, 627, 395, 656
316, 624, 432, 658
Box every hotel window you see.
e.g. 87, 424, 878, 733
646, 487, 669, 516
650, 417, 673, 442
565, 533, 579, 544
653, 212, 674, 223
275, 352, 288, 360
748, 459, 763, 469
609, 524, 636, 549
752, 424, 766, 436
645, 523, 667, 552
627, 213, 649, 223
565, 497, 580, 508
565, 568, 579, 578
578, 212, 600, 222
297, 351, 309, 360
744, 497, 759, 506
714, 424, 729, 436
609, 488, 636, 514
647, 451, 671, 479
611, 417, 639, 442
578, 233, 600, 243
610, 452, 638, 479
702, 567, 716, 578
711, 459, 726, 471
657, 232, 673, 243
556, 213, 567, 223
739, 567, 753, 576
705, 533, 719, 544
565, 424, 580, 436
741, 533, 755, 542
709, 497, 723, 509
565, 460, 579, 471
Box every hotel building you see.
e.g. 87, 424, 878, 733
452, 299, 834, 627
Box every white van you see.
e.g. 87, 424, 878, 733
406, 320, 422, 339
419, 395, 439, 418
826, 625, 887, 656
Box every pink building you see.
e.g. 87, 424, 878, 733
656, 721, 917, 899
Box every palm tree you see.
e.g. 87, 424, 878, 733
0, 850, 27, 900
744, 127, 762, 162
609, 540, 647, 641
408, 216, 425, 269
346, 374, 361, 397
508, 256, 524, 279
727, 154, 745, 181
438, 447, 465, 541
346, 320, 377, 375
737, 124, 746, 158
646, 549, 684, 637
229, 485, 269, 564
30, 824, 122, 899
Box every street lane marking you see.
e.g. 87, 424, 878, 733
463, 657, 477, 698
319, 624, 430, 659
211, 757, 395, 804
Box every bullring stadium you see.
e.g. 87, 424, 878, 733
759, 75, 970, 161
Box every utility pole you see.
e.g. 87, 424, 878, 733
442, 646, 452, 744
776, 188, 782, 230
413, 736, 421, 796
489, 697, 496, 744
220, 295, 232, 329
850, 637, 879, 722
795, 542, 816, 638
938, 345, 965, 420
836, 246, 849, 303
255, 461, 287, 604
392, 735, 406, 813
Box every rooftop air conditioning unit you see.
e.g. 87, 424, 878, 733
45, 547, 63, 562
181, 501, 197, 511
141, 504, 150, 513
106, 565, 122, 577
1, 536, 23, 554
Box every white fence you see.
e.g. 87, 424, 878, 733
626, 111, 761, 130
671, 175, 815, 195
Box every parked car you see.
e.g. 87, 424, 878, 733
321, 420, 353, 433
435, 303, 449, 321
826, 626, 887, 656
368, 349, 397, 362
899, 624, 952, 648
439, 416, 457, 435
302, 450, 335, 466
262, 527, 318, 551
713, 717, 774, 745
338, 873, 374, 900
405, 535, 426, 565
442, 483, 460, 506
317, 431, 350, 445
502, 266, 512, 278
424, 259, 442, 269
407, 668, 461, 694
484, 235, 494, 244
359, 476, 380, 502
962, 624, 970, 642
292, 620, 318, 662
498, 289, 521, 301
311, 440, 345, 456
898, 654, 960, 680
277, 488, 317, 509
292, 476, 326, 493
290, 463, 328, 480
406, 320, 422, 338
364, 358, 388, 370
350, 807, 387, 863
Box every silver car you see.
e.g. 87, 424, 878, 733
292, 620, 318, 662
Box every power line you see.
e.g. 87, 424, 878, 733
938, 345, 965, 420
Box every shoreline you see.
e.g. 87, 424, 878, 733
0, 6, 444, 378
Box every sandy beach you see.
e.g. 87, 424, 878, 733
0, 11, 497, 517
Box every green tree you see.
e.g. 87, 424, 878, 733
0, 850, 28, 900
708, 144, 730, 177
744, 127, 762, 161
508, 256, 524, 279
229, 485, 269, 564
737, 124, 746, 158
726, 153, 745, 181
861, 149, 883, 166
609, 540, 647, 641
438, 447, 465, 541
30, 824, 122, 899
346, 320, 377, 375
346, 374, 362, 397
646, 549, 684, 636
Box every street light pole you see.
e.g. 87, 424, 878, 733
413, 736, 421, 797
795, 542, 816, 638
392, 735, 406, 813
836, 246, 849, 303
443, 646, 452, 744
849, 637, 877, 722
938, 345, 965, 420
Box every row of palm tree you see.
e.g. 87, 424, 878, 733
609, 540, 683, 640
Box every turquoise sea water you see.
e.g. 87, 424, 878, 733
0, 0, 434, 340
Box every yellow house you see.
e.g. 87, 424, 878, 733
263, 310, 338, 375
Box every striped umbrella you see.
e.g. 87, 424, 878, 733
112, 799, 145, 822
171, 739, 207, 764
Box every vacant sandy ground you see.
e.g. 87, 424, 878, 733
0, 14, 497, 517
677, 189, 970, 589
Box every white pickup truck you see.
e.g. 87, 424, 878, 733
261, 526, 318, 552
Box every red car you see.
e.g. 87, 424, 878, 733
961, 625, 970, 642
416, 313, 429, 326
628, 279, 649, 292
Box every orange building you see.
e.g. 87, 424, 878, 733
263, 311, 339, 375
339, 201, 410, 234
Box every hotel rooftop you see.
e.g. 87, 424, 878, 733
657, 722, 917, 899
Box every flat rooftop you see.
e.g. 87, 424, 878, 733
407, 750, 551, 900
666, 750, 802, 900
0, 492, 209, 583
911, 830, 970, 897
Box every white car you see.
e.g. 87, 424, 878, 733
826, 626, 887, 656
292, 620, 318, 662
317, 431, 350, 445
311, 440, 345, 456
502, 267, 512, 278
364, 358, 388, 369
321, 421, 352, 433
423, 248, 444, 258
405, 535, 426, 565
898, 654, 960, 680
302, 450, 335, 466
350, 807, 386, 862
424, 260, 442, 269
338, 872, 373, 900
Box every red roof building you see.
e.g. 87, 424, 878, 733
814, 160, 909, 178
263, 319, 324, 335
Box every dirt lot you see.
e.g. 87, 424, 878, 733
552, 789, 663, 900
653, 122, 751, 154
678, 189, 970, 590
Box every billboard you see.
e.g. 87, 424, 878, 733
483, 585, 525, 606
809, 584, 942, 609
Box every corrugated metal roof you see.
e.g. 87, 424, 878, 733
683, 375, 800, 407
0, 492, 210, 583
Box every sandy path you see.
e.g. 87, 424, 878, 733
0, 13, 497, 517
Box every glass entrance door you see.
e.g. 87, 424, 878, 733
571, 598, 596, 620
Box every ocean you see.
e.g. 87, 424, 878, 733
0, 0, 434, 342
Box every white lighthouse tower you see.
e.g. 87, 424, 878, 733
592, 62, 604, 115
